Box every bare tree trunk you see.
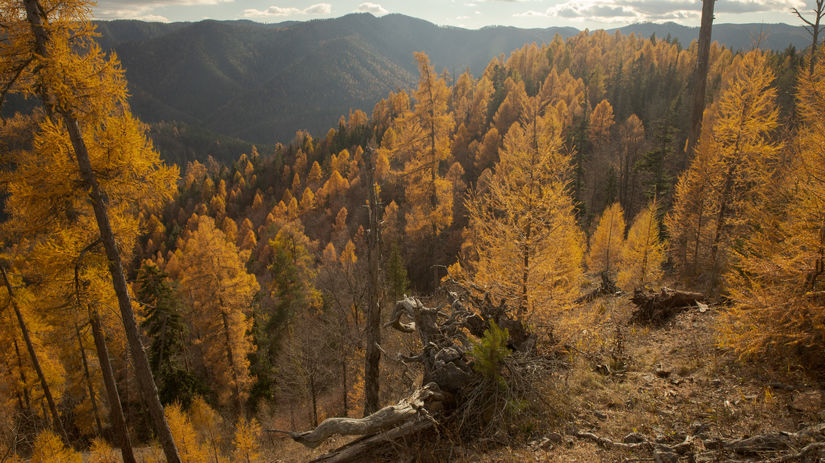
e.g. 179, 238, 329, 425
1, 267, 68, 443
686, 0, 716, 161
793, 0, 824, 76
74, 323, 104, 438
89, 309, 137, 463
364, 150, 382, 416
21, 2, 181, 461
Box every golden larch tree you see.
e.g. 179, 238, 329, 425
177, 215, 259, 409
453, 97, 584, 323
617, 200, 665, 290
586, 202, 626, 276
719, 49, 825, 361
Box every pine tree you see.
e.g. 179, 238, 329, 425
137, 262, 201, 406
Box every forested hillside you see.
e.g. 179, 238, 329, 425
13, 15, 807, 156
2, 1, 824, 462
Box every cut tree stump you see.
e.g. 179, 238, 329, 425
630, 287, 705, 324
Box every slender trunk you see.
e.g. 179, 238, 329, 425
74, 323, 104, 438
89, 309, 137, 463
1, 267, 68, 442
364, 150, 382, 416
220, 310, 243, 413
692, 198, 706, 275
309, 372, 318, 428
22, 2, 181, 461
686, 0, 716, 161
340, 341, 348, 416
12, 335, 32, 411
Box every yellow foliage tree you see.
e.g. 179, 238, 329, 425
617, 201, 665, 290
177, 216, 259, 409
164, 403, 209, 463
667, 51, 781, 286
232, 418, 262, 463
719, 49, 825, 361
88, 438, 118, 463
30, 430, 81, 463
586, 202, 626, 276
455, 97, 584, 322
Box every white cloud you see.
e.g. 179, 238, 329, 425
94, 0, 232, 20
357, 2, 389, 15
243, 3, 332, 18
516, 0, 804, 23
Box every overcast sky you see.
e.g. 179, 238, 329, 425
92, 0, 810, 29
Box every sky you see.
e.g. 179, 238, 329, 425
92, 0, 811, 30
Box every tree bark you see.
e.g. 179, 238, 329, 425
89, 308, 137, 463
793, 0, 824, 77
686, 0, 716, 161
364, 149, 382, 416
74, 323, 104, 438
220, 310, 243, 413
20, 2, 182, 460
1, 266, 68, 443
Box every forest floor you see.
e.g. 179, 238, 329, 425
259, 291, 825, 462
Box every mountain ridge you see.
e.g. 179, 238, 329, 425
86, 14, 811, 148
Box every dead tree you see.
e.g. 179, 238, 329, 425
278, 291, 537, 462
686, 0, 716, 162
793, 0, 825, 76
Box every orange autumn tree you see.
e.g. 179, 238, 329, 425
586, 202, 626, 277
667, 51, 781, 288
397, 52, 455, 241
0, 0, 182, 459
617, 200, 665, 290
177, 215, 259, 409
719, 49, 825, 361
453, 97, 583, 323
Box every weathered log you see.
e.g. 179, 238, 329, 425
309, 419, 436, 463
630, 287, 705, 324
278, 383, 445, 449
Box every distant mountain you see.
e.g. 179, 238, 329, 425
82, 15, 810, 147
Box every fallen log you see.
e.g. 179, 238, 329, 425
272, 383, 445, 449
630, 287, 705, 324
309, 419, 436, 463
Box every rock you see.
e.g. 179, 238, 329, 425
594, 410, 607, 420
710, 379, 722, 388
530, 437, 553, 450
791, 390, 823, 413
642, 373, 656, 383
623, 432, 647, 444
546, 432, 563, 444
654, 450, 680, 463
697, 301, 709, 313
655, 365, 671, 378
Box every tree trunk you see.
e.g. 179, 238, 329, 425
220, 310, 244, 413
1, 267, 68, 443
11, 334, 32, 412
22, 2, 181, 461
74, 323, 104, 438
89, 308, 137, 463
686, 0, 716, 161
364, 150, 382, 416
